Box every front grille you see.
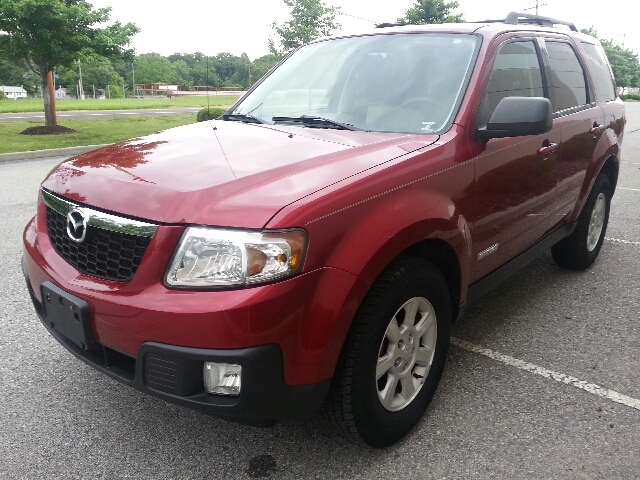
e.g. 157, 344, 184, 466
46, 206, 152, 281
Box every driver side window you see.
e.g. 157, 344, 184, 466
477, 40, 545, 127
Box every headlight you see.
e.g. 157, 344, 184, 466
165, 227, 307, 288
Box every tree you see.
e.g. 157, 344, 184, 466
269, 0, 341, 58
57, 58, 124, 95
397, 0, 464, 25
0, 0, 139, 127
250, 54, 280, 85
133, 53, 178, 85
580, 27, 640, 88
601, 41, 640, 88
0, 57, 40, 95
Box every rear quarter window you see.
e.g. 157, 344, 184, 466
580, 42, 616, 102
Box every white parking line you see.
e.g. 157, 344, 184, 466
120, 112, 136, 115
618, 187, 640, 192
605, 237, 640, 246
451, 337, 640, 412
88, 113, 105, 116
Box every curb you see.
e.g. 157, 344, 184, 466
0, 144, 110, 163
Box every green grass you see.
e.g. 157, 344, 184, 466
0, 95, 240, 113
0, 114, 197, 154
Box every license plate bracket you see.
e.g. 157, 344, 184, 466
41, 281, 94, 350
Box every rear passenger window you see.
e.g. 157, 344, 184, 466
545, 41, 588, 111
477, 40, 544, 126
581, 42, 616, 102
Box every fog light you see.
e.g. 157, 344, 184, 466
203, 362, 241, 396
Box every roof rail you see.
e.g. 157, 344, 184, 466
502, 11, 577, 31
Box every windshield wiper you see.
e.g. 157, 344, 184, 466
272, 115, 361, 131
221, 113, 265, 124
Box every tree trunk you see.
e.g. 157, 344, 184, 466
42, 70, 57, 126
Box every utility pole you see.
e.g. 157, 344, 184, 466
132, 62, 135, 98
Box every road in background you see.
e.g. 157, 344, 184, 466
1, 104, 639, 479
0, 107, 222, 122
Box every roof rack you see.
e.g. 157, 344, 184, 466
375, 23, 404, 29
502, 11, 577, 31
376, 12, 578, 32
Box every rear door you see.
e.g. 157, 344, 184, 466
541, 37, 606, 225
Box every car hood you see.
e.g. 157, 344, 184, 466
41, 120, 438, 227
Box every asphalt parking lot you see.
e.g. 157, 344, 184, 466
1, 104, 639, 479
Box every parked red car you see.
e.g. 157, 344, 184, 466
23, 12, 625, 447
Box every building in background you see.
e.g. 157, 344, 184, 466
0, 86, 28, 99
55, 86, 68, 99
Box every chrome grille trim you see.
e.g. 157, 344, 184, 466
41, 189, 158, 238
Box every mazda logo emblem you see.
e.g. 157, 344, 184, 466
66, 209, 88, 243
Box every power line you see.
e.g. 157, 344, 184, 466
524, 0, 547, 15
340, 11, 377, 24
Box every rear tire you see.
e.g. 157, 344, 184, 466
325, 256, 451, 448
552, 174, 611, 270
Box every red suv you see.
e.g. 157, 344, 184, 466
23, 12, 625, 447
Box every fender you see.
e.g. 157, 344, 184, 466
284, 190, 472, 384
317, 188, 471, 291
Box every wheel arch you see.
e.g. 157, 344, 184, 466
304, 214, 470, 385
569, 152, 619, 223
403, 238, 462, 320
599, 154, 620, 193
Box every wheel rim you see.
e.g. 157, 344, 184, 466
587, 193, 607, 252
376, 297, 437, 412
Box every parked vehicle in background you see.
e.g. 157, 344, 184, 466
22, 12, 624, 447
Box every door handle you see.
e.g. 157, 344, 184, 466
589, 123, 605, 136
537, 141, 557, 157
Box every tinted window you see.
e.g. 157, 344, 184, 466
581, 42, 616, 102
477, 40, 544, 126
546, 41, 587, 111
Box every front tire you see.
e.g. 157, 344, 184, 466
325, 256, 451, 447
552, 174, 611, 270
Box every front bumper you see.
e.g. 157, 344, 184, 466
23, 258, 330, 426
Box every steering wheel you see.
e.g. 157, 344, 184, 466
399, 96, 447, 114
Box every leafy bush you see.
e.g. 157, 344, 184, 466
620, 93, 640, 101
0, 90, 5, 100
107, 85, 125, 99
197, 107, 225, 122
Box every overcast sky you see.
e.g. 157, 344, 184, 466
91, 0, 639, 59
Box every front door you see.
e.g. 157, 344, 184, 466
470, 37, 559, 282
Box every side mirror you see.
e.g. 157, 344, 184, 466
476, 97, 552, 142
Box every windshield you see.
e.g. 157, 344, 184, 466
231, 33, 479, 134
